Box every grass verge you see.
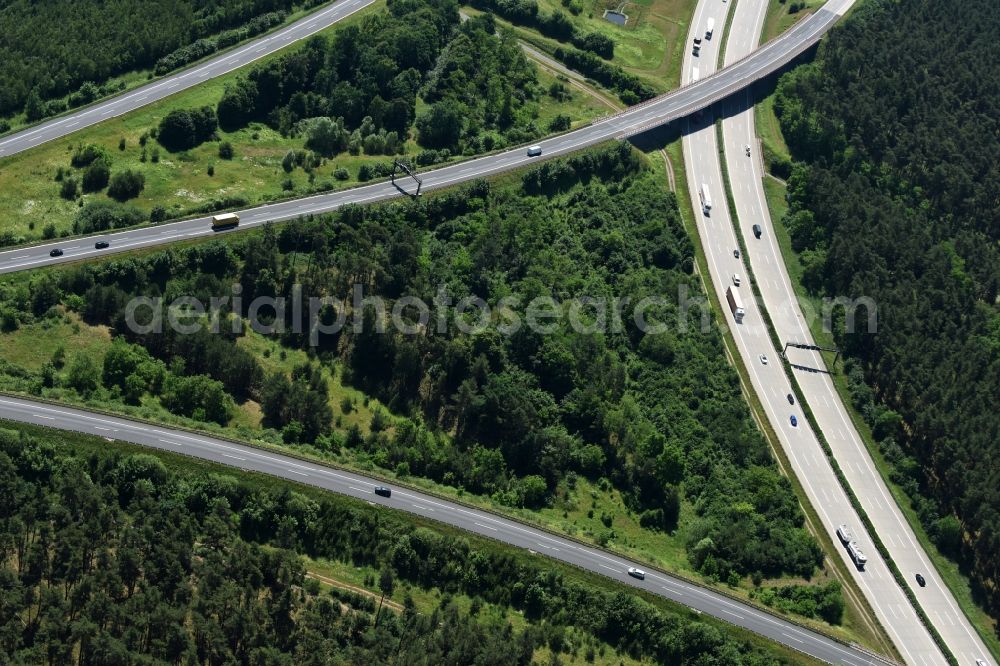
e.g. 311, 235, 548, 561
761, 0, 826, 43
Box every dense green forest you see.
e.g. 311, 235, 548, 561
0, 0, 325, 122
212, 3, 541, 154
773, 0, 1000, 628
0, 425, 800, 664
0, 145, 825, 586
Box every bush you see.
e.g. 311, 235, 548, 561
149, 205, 168, 223
41, 223, 57, 240
72, 201, 146, 234
107, 170, 145, 201
218, 141, 234, 159
71, 144, 107, 168
333, 167, 350, 181
81, 159, 111, 192
59, 177, 78, 200
547, 114, 571, 132
207, 164, 215, 176
158, 106, 218, 151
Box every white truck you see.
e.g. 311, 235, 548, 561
705, 17, 715, 39
836, 524, 853, 545
847, 541, 868, 570
726, 286, 744, 323
699, 183, 712, 214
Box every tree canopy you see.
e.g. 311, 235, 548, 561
0, 425, 796, 665
773, 0, 1000, 625
0, 0, 321, 118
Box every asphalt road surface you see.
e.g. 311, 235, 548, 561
0, 0, 378, 159
1, 2, 847, 274
0, 394, 887, 666
682, 1, 945, 663
718, 5, 995, 665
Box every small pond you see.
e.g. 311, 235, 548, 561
603, 9, 628, 26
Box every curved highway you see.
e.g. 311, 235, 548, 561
681, 1, 948, 663
718, 5, 996, 665
0, 0, 378, 159
0, 395, 886, 665
1, 1, 848, 274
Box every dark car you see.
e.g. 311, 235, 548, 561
787, 393, 795, 404
49, 248, 63, 257
733, 248, 740, 259
374, 486, 391, 498
915, 573, 926, 587
95, 240, 110, 249
752, 224, 762, 238
790, 415, 798, 427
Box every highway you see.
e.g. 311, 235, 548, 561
680, 1, 951, 664
0, 394, 885, 665
1, 1, 848, 274
0, 0, 379, 159
0, 0, 986, 662
717, 5, 996, 666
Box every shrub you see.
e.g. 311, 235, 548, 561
71, 144, 107, 168
59, 177, 78, 200
547, 114, 571, 132
218, 141, 234, 159
333, 167, 350, 181
107, 170, 145, 201
72, 201, 146, 234
157, 106, 218, 151
81, 159, 111, 192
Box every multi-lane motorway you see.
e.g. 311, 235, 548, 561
1, 0, 991, 663
680, 1, 954, 664
0, 394, 885, 665
0, 0, 378, 159
717, 5, 995, 665
2, 1, 848, 274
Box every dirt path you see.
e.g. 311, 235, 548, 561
307, 571, 405, 612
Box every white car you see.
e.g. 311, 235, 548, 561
627, 567, 646, 580
527, 145, 542, 157
745, 144, 751, 156
759, 354, 768, 365
732, 274, 741, 287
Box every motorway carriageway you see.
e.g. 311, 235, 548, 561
0, 394, 887, 665
0, 2, 847, 275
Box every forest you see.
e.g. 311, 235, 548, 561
213, 3, 541, 153
0, 425, 799, 664
772, 0, 1000, 628
0, 145, 825, 586
0, 0, 325, 121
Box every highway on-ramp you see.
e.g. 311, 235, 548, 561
0, 394, 886, 665
1, 2, 849, 275
0, 0, 378, 159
